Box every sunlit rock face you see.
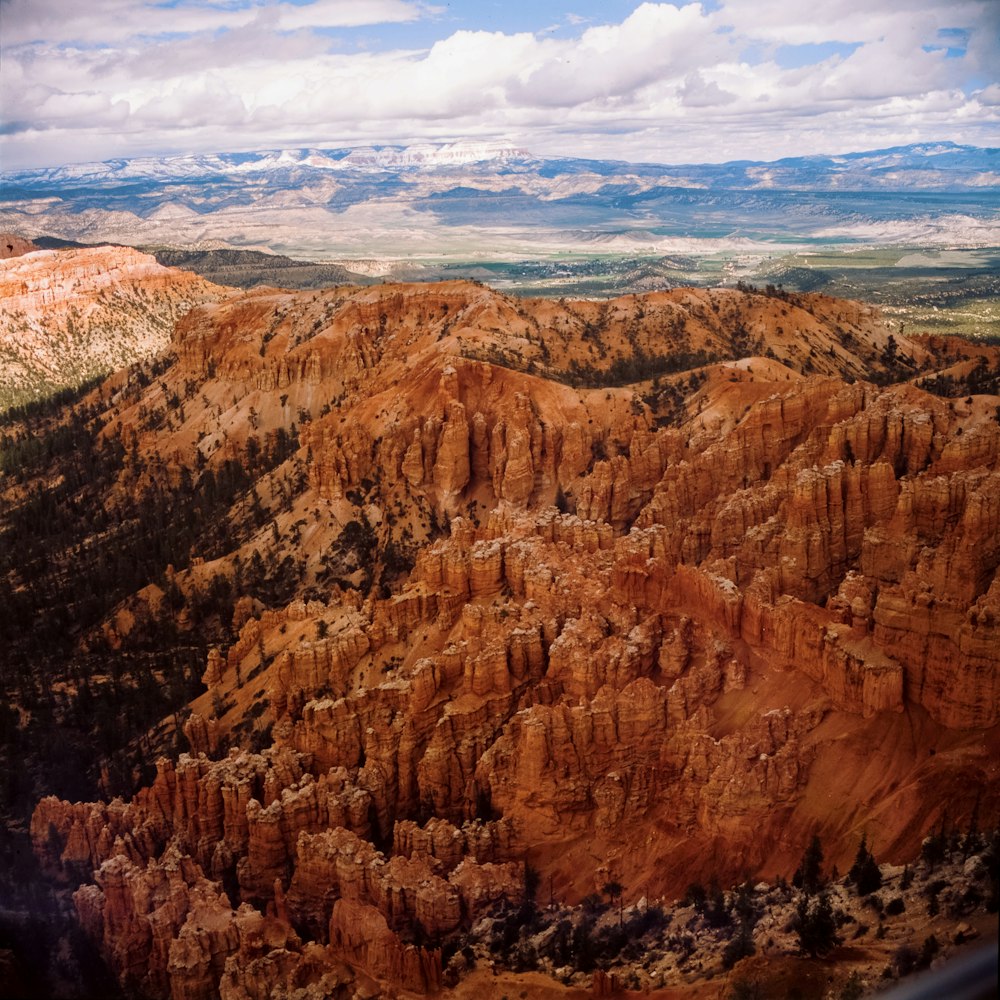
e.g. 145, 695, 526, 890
0, 245, 225, 407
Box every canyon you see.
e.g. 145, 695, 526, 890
2, 246, 998, 998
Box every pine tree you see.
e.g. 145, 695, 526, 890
793, 834, 825, 895
794, 891, 838, 957
848, 834, 882, 896
722, 917, 756, 969
961, 795, 982, 858
602, 880, 624, 927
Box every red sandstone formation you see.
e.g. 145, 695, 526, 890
20, 271, 1000, 998
0, 244, 225, 406
0, 232, 38, 259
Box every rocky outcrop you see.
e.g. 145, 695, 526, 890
36, 749, 518, 998
328, 898, 441, 993
73, 847, 238, 1000
0, 233, 38, 259
286, 824, 520, 941
631, 379, 1000, 729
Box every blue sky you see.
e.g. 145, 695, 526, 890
1, 0, 998, 169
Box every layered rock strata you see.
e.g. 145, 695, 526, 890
0, 246, 223, 406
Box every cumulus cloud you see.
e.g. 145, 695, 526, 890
0, 0, 997, 169
508, 4, 718, 108
976, 83, 1000, 107
678, 70, 737, 108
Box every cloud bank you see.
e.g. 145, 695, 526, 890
1, 0, 997, 168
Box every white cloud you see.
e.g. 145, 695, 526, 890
0, 0, 997, 169
276, 0, 435, 30
976, 83, 1000, 107
713, 0, 994, 47
0, 0, 434, 46
508, 4, 718, 108
134, 76, 249, 127
678, 70, 737, 107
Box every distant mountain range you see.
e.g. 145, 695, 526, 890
1, 140, 997, 258
7, 139, 998, 189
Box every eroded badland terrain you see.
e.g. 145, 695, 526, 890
1, 244, 998, 999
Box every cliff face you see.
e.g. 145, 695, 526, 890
17, 275, 1000, 998
0, 245, 224, 408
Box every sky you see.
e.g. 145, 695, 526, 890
1, 0, 998, 170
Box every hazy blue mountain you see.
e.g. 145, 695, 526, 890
1, 140, 997, 257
